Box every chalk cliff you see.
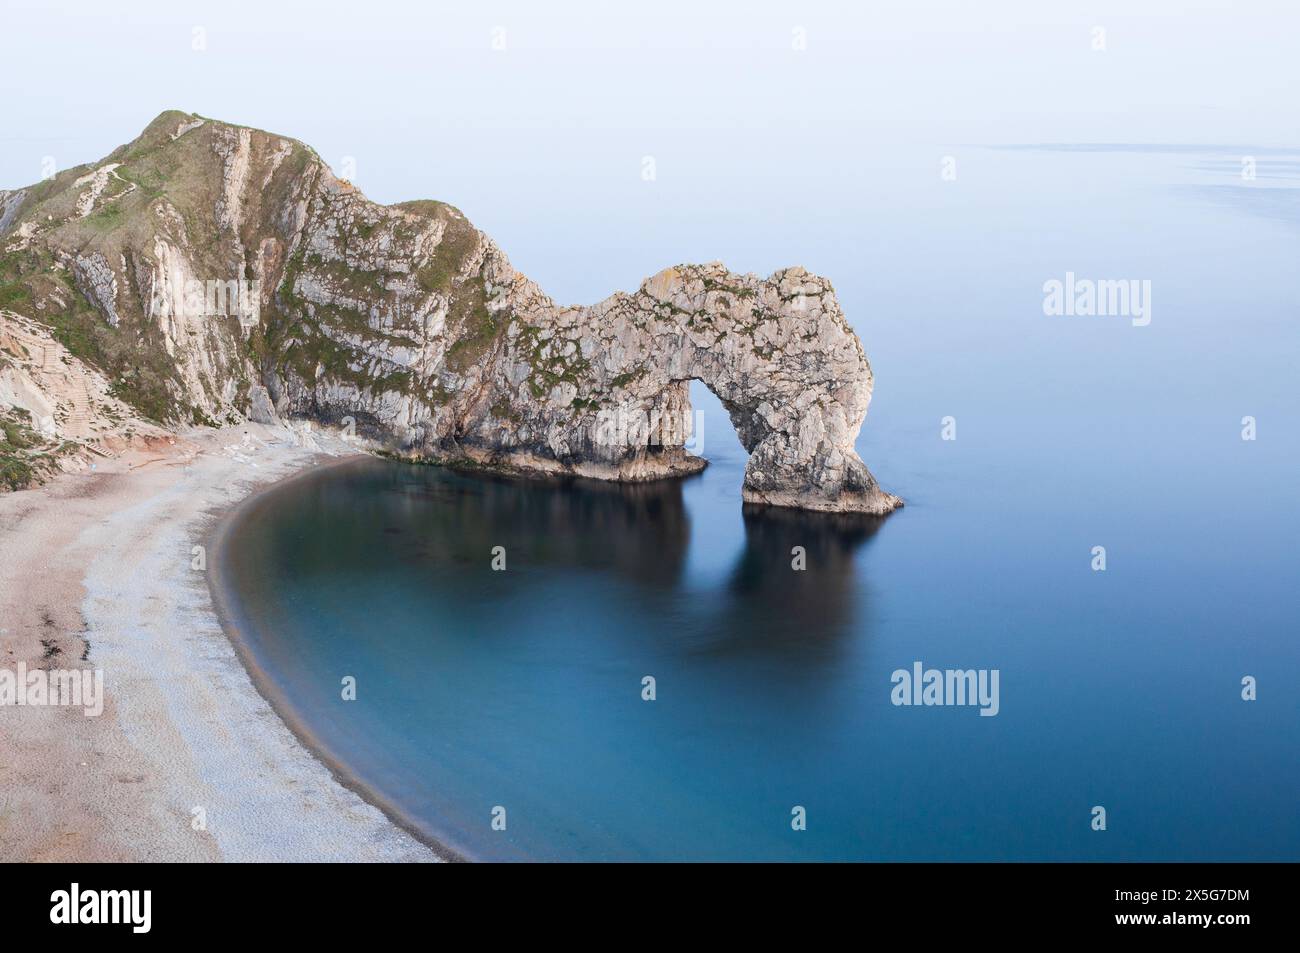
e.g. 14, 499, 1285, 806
0, 111, 899, 513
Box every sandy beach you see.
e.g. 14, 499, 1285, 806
0, 421, 438, 862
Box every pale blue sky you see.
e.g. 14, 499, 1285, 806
1, 0, 1296, 302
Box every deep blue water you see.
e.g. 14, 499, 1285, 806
218, 147, 1300, 861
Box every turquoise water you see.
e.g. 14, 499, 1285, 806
217, 147, 1300, 861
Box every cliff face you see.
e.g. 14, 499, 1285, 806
0, 111, 899, 513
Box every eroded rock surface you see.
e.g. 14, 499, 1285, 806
0, 111, 899, 513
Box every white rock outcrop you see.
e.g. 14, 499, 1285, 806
0, 112, 900, 513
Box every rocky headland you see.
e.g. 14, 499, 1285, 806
0, 111, 899, 514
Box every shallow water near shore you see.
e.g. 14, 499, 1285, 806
216, 146, 1299, 861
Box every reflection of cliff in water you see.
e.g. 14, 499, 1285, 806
734, 504, 886, 599
261, 457, 889, 657
714, 504, 886, 646
289, 457, 694, 588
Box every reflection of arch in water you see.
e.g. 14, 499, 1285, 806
623, 497, 892, 661
715, 504, 889, 648
318, 456, 892, 650
644, 501, 889, 665
375, 456, 891, 638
